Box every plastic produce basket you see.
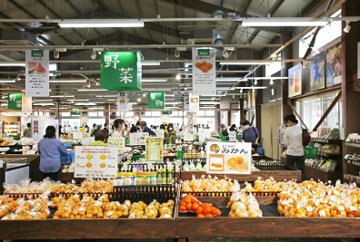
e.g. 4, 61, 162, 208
60, 151, 75, 164
114, 184, 176, 203
304, 146, 319, 159
219, 134, 228, 141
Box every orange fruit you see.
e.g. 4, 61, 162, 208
236, 157, 244, 165
180, 201, 186, 207
195, 206, 203, 215
197, 214, 205, 217
179, 206, 186, 212
205, 214, 213, 218
227, 158, 237, 167
186, 203, 193, 211
202, 203, 211, 209
192, 203, 199, 211
203, 207, 212, 215
184, 197, 192, 204
212, 208, 221, 216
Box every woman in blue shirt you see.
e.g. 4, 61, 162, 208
38, 126, 68, 181
241, 120, 260, 144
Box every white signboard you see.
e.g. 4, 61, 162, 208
189, 93, 199, 112
117, 93, 128, 113
31, 118, 59, 141
26, 49, 49, 97
108, 137, 125, 149
229, 131, 237, 142
206, 142, 251, 174
22, 96, 32, 114
192, 48, 216, 95
130, 132, 149, 145
74, 146, 118, 178
184, 132, 193, 141
198, 130, 206, 142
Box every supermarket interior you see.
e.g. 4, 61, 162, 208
1, 0, 360, 241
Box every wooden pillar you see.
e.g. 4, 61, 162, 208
105, 103, 110, 127
281, 32, 293, 120
341, 0, 360, 175
55, 101, 59, 120
255, 80, 263, 135
240, 96, 245, 124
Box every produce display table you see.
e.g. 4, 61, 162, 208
0, 154, 42, 181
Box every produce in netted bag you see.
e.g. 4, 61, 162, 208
195, 203, 221, 218
179, 194, 200, 213
181, 174, 234, 193
228, 193, 262, 218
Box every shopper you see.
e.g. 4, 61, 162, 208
111, 119, 124, 138
103, 123, 109, 134
229, 124, 237, 132
122, 124, 130, 138
283, 114, 306, 181
130, 121, 140, 133
220, 124, 229, 137
167, 123, 176, 143
140, 120, 156, 136
241, 120, 260, 144
90, 125, 101, 137
87, 130, 109, 146
202, 130, 220, 149
38, 126, 68, 181
206, 124, 210, 129
22, 123, 31, 138
84, 125, 89, 133
90, 123, 96, 134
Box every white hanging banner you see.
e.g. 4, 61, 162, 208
22, 96, 32, 114
189, 93, 199, 112
25, 50, 49, 97
192, 48, 216, 95
117, 93, 128, 113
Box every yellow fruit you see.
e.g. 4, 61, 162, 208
100, 163, 106, 168
86, 162, 92, 168
86, 154, 93, 160
100, 154, 107, 160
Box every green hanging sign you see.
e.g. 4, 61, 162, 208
100, 52, 142, 91
148, 92, 164, 109
162, 111, 172, 115
71, 108, 81, 116
8, 93, 22, 110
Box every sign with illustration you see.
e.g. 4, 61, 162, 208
310, 53, 326, 91
192, 48, 216, 95
189, 93, 199, 112
206, 142, 251, 174
100, 52, 142, 91
148, 92, 164, 109
288, 64, 302, 97
145, 137, 163, 162
108, 137, 125, 149
74, 146, 118, 178
117, 93, 128, 113
229, 131, 237, 142
8, 93, 22, 110
22, 96, 32, 114
25, 49, 49, 97
130, 132, 149, 146
326, 43, 342, 86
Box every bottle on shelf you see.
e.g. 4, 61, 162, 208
167, 169, 173, 184
157, 169, 162, 184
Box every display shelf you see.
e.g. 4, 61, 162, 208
345, 142, 360, 148
317, 151, 342, 158
345, 159, 360, 166
305, 166, 342, 183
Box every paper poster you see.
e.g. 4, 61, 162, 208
192, 48, 216, 95
145, 137, 163, 162
108, 137, 125, 149
198, 130, 206, 142
117, 93, 128, 113
22, 96, 32, 114
288, 64, 302, 97
184, 132, 194, 141
26, 50, 49, 97
229, 131, 237, 142
31, 119, 59, 141
130, 132, 149, 145
206, 142, 251, 174
74, 146, 118, 178
310, 53, 326, 91
326, 43, 342, 86
189, 93, 199, 112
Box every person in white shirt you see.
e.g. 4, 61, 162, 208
283, 114, 306, 181
111, 119, 124, 138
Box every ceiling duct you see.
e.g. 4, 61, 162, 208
0, 30, 37, 46
188, 29, 218, 45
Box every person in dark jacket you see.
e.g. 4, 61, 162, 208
130, 121, 140, 133
140, 120, 156, 136
229, 124, 237, 132
220, 124, 229, 137
241, 120, 259, 143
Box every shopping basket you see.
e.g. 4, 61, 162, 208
304, 146, 319, 159
60, 151, 74, 164
219, 134, 228, 141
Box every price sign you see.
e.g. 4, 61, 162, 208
108, 137, 125, 149
229, 131, 237, 142
145, 137, 163, 162
130, 132, 149, 145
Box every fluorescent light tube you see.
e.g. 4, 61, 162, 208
78, 88, 107, 92
107, 99, 116, 101
0, 80, 15, 83
50, 95, 75, 98
75, 103, 96, 105
165, 94, 175, 97
141, 61, 160, 66
220, 61, 270, 65
33, 99, 52, 102
233, 87, 267, 89
49, 79, 87, 83
244, 77, 289, 80
242, 18, 328, 27
0, 62, 25, 67
59, 19, 144, 28
67, 99, 89, 102
200, 102, 219, 104
33, 103, 55, 106
142, 78, 167, 83
96, 95, 117, 98
216, 78, 247, 82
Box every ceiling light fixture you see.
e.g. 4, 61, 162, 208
254, 80, 258, 85
142, 78, 167, 83
50, 95, 75, 98
0, 62, 25, 67
175, 74, 181, 80
59, 19, 144, 28
90, 50, 97, 60
96, 95, 117, 98
78, 88, 107, 92
33, 99, 52, 102
137, 98, 141, 102
222, 49, 229, 59
141, 61, 160, 66
49, 79, 87, 83
0, 79, 15, 83
233, 87, 267, 90
242, 17, 328, 27
142, 93, 146, 97
270, 80, 274, 85
219, 61, 271, 65
343, 20, 351, 33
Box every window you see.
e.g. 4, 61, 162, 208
266, 53, 282, 77
197, 111, 205, 116
61, 112, 71, 117
299, 10, 341, 57
145, 111, 161, 117
89, 112, 98, 117
295, 91, 342, 129
145, 111, 152, 117
97, 112, 104, 117
170, 111, 178, 116
205, 110, 215, 116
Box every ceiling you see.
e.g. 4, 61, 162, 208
0, 0, 320, 112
